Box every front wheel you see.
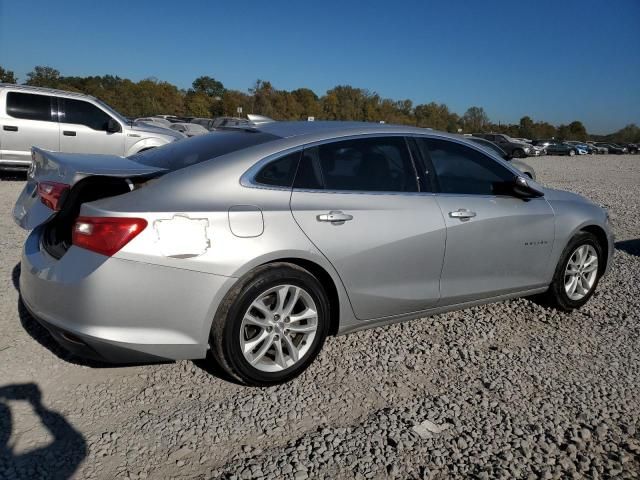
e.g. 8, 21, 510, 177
569, 149, 576, 156
544, 232, 603, 311
209, 263, 329, 386
513, 148, 525, 158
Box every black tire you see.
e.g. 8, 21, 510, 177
523, 172, 533, 179
543, 232, 603, 311
209, 263, 330, 386
569, 149, 576, 156
513, 148, 525, 158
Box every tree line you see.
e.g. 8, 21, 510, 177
1, 65, 637, 143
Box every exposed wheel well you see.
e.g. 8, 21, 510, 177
259, 258, 341, 336
580, 225, 609, 275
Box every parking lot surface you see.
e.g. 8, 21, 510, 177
1, 154, 639, 479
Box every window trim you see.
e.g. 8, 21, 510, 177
5, 91, 57, 123
255, 134, 420, 195
411, 135, 522, 198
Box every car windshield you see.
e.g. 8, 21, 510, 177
129, 129, 281, 171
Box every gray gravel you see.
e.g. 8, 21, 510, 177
1, 154, 639, 479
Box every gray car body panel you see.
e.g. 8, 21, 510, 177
15, 121, 614, 361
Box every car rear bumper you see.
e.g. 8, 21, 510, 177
20, 227, 236, 363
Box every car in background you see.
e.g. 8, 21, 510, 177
472, 133, 532, 158
0, 84, 183, 171
595, 143, 627, 154
622, 143, 638, 154
134, 116, 172, 128
564, 141, 593, 154
191, 116, 251, 131
545, 141, 579, 156
466, 136, 536, 179
587, 142, 608, 154
14, 121, 613, 386
169, 122, 209, 137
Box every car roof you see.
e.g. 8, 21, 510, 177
0, 82, 97, 101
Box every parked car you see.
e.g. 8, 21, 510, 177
622, 143, 638, 154
466, 136, 536, 179
134, 116, 172, 128
564, 141, 592, 154
472, 133, 532, 158
0, 84, 183, 171
595, 142, 627, 154
587, 142, 608, 154
169, 122, 209, 137
14, 122, 613, 386
545, 141, 579, 156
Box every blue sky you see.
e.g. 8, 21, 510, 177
1, 0, 638, 133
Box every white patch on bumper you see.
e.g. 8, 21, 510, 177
153, 215, 210, 258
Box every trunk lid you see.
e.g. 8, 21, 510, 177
13, 147, 165, 230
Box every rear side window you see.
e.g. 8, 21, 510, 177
63, 99, 113, 130
130, 130, 281, 171
6, 92, 53, 121
418, 138, 514, 195
297, 137, 418, 192
255, 151, 301, 187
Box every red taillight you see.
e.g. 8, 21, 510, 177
38, 181, 70, 211
72, 216, 147, 257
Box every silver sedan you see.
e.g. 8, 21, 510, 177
14, 122, 614, 386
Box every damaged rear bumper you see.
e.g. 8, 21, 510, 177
19, 227, 236, 363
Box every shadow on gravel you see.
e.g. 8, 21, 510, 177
0, 171, 27, 181
615, 239, 640, 257
0, 383, 86, 480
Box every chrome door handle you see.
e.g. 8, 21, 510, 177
317, 210, 353, 224
449, 209, 476, 219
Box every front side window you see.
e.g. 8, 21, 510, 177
297, 137, 418, 192
63, 98, 114, 131
255, 151, 301, 187
418, 138, 514, 195
6, 92, 53, 121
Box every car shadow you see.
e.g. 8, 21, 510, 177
0, 170, 27, 181
0, 383, 87, 479
615, 239, 640, 257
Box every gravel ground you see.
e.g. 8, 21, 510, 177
0, 154, 639, 480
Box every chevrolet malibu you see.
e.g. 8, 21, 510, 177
14, 122, 614, 386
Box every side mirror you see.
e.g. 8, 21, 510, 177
511, 175, 544, 199
106, 118, 121, 133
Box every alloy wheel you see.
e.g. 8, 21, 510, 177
240, 284, 318, 372
564, 245, 598, 301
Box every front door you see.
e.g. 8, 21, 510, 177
290, 136, 446, 320
59, 98, 124, 155
415, 137, 555, 304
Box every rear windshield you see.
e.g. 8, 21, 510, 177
129, 130, 280, 170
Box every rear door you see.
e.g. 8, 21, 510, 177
59, 98, 125, 155
290, 135, 446, 320
1, 91, 59, 162
415, 137, 554, 304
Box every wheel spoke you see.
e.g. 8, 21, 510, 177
249, 333, 274, 364
566, 276, 578, 296
276, 286, 290, 313
281, 334, 299, 363
289, 308, 317, 324
244, 330, 270, 355
273, 338, 287, 368
287, 323, 316, 333
583, 262, 598, 273
251, 299, 273, 317
283, 287, 301, 317
243, 313, 271, 328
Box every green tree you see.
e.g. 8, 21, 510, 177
518, 116, 534, 139
192, 76, 225, 99
0, 66, 17, 83
462, 106, 490, 132
567, 121, 587, 141
25, 66, 61, 87
185, 91, 213, 117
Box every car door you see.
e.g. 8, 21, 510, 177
415, 137, 554, 304
290, 135, 446, 320
1, 91, 59, 162
59, 98, 125, 155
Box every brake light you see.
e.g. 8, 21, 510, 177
72, 216, 147, 257
38, 181, 69, 211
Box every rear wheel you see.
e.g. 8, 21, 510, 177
544, 232, 602, 311
513, 148, 525, 158
569, 149, 576, 156
209, 263, 329, 386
